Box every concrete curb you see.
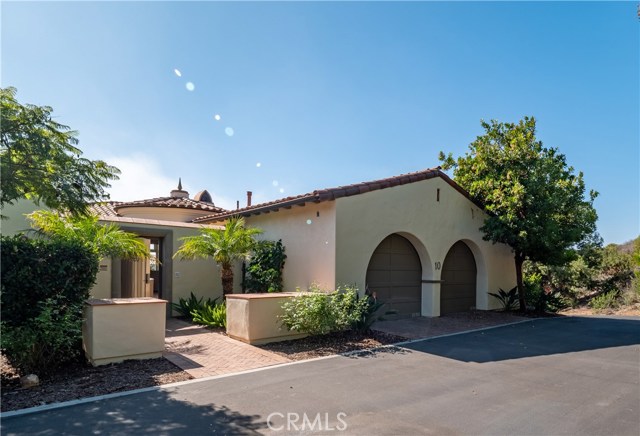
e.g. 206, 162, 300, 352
1, 317, 540, 419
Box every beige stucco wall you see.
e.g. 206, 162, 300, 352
334, 177, 516, 316
92, 258, 112, 299
0, 199, 42, 236
82, 298, 167, 365
244, 201, 336, 291
226, 293, 307, 344
116, 206, 214, 223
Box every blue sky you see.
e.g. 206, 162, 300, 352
2, 1, 638, 244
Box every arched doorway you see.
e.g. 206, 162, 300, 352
440, 241, 477, 314
366, 234, 422, 318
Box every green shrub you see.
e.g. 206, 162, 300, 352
244, 240, 287, 293
0, 298, 84, 374
0, 236, 98, 374
191, 301, 226, 328
172, 292, 218, 321
280, 286, 371, 336
350, 292, 385, 333
488, 286, 519, 311
589, 291, 618, 311
523, 271, 570, 313
1, 236, 98, 327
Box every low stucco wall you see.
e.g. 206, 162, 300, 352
226, 293, 307, 345
83, 297, 167, 366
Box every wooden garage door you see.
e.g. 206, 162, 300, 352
366, 234, 422, 318
440, 241, 477, 314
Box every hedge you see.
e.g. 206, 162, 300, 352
0, 235, 99, 373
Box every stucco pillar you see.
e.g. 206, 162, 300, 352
421, 282, 441, 317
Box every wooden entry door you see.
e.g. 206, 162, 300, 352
121, 238, 151, 298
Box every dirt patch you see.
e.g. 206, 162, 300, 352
560, 305, 640, 317
258, 330, 406, 361
1, 355, 192, 413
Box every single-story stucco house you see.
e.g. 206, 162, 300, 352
2, 167, 516, 317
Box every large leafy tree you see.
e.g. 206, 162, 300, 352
1, 87, 120, 216
174, 216, 262, 295
440, 117, 598, 311
28, 210, 149, 260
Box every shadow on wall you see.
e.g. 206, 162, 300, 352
401, 316, 640, 363
0, 389, 266, 435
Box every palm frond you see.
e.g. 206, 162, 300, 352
27, 210, 149, 259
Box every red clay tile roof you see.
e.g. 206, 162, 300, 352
89, 201, 122, 217
193, 167, 484, 223
113, 197, 227, 214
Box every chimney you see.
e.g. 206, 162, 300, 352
236, 200, 240, 210
170, 178, 189, 198
247, 191, 252, 207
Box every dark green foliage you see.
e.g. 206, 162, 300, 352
280, 286, 373, 336
1, 298, 84, 374
0, 236, 98, 374
351, 292, 385, 333
191, 301, 226, 328
1, 87, 120, 216
523, 273, 569, 313
172, 292, 219, 321
440, 117, 598, 311
244, 240, 287, 293
488, 287, 519, 311
1, 235, 98, 327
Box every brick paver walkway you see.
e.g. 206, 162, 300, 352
164, 318, 291, 379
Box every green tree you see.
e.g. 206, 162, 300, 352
27, 210, 149, 260
1, 87, 120, 217
440, 117, 598, 311
174, 216, 262, 295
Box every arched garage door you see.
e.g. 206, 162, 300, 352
440, 241, 477, 314
366, 234, 422, 318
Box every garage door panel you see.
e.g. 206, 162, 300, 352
391, 253, 421, 269
366, 270, 390, 284
366, 234, 422, 319
440, 241, 477, 315
368, 253, 391, 269
390, 270, 421, 283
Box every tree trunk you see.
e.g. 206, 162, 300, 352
515, 253, 527, 312
221, 265, 234, 296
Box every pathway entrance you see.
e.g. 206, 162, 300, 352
164, 318, 290, 378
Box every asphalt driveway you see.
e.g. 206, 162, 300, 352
2, 316, 639, 435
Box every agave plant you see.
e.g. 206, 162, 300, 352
488, 286, 519, 311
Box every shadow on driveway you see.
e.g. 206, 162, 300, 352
1, 389, 266, 435
401, 316, 640, 363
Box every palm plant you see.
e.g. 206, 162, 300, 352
27, 210, 149, 259
174, 216, 262, 295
